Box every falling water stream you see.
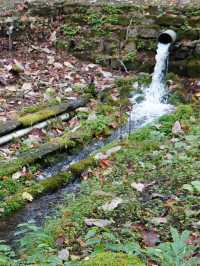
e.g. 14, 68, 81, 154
0, 42, 175, 244
129, 42, 173, 126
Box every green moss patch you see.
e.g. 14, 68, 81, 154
81, 252, 144, 266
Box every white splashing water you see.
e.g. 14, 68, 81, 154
129, 42, 174, 127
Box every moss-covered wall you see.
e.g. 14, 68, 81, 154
1, 2, 200, 77
59, 4, 200, 77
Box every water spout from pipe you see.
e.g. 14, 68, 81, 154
129, 31, 176, 127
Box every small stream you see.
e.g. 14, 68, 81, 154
0, 42, 175, 245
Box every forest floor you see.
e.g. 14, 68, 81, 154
20, 103, 200, 266
0, 0, 200, 265
0, 0, 200, 12
0, 38, 199, 265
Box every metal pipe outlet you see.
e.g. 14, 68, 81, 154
158, 30, 177, 44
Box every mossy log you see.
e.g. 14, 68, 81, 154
0, 97, 88, 137
0, 114, 112, 177
0, 114, 69, 146
19, 98, 87, 126
0, 89, 125, 177
2, 172, 73, 217
0, 121, 21, 137
70, 156, 97, 175
0, 136, 74, 177
0, 149, 98, 218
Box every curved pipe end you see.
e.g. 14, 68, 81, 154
158, 30, 177, 44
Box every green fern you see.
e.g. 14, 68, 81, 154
146, 227, 198, 266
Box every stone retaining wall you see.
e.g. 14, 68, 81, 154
1, 1, 200, 77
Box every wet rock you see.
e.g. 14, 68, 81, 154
142, 18, 155, 25
102, 39, 118, 55
110, 58, 121, 70
174, 47, 191, 60
94, 146, 121, 160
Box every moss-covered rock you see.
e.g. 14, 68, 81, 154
70, 157, 96, 175
156, 14, 186, 26
170, 58, 200, 77
80, 252, 145, 266
178, 29, 199, 41
187, 59, 200, 77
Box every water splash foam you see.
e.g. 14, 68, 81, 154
130, 42, 173, 126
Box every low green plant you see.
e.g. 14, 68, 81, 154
180, 21, 192, 32
83, 226, 144, 260
136, 73, 151, 87
82, 114, 111, 136
182, 180, 200, 194
86, 12, 104, 27
55, 40, 68, 49
102, 5, 122, 15
168, 91, 185, 105
15, 220, 59, 265
86, 227, 198, 266
0, 241, 18, 266
125, 50, 137, 62
62, 25, 81, 37
146, 227, 198, 266
136, 39, 146, 50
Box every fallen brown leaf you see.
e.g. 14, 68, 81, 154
99, 159, 111, 169
143, 230, 160, 247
